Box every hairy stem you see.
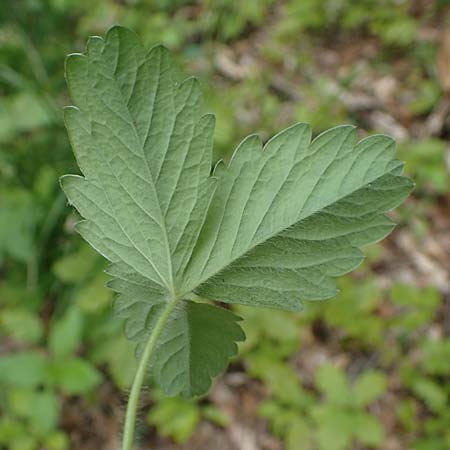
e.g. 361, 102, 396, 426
122, 296, 179, 450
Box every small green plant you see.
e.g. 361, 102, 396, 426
147, 391, 228, 444
61, 26, 412, 449
255, 360, 387, 450
304, 276, 385, 348
389, 283, 441, 333
312, 365, 387, 450
0, 328, 100, 450
398, 337, 450, 450
398, 139, 449, 194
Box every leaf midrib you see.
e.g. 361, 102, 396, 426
98, 36, 177, 298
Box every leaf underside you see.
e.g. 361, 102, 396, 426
61, 26, 413, 397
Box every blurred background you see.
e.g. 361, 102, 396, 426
1, 1, 450, 449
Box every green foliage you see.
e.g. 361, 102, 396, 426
147, 391, 230, 444
398, 139, 449, 194
294, 77, 349, 132
275, 0, 418, 47
304, 276, 385, 347
312, 365, 386, 450
397, 335, 450, 450
248, 352, 308, 408
0, 352, 48, 389
0, 188, 38, 263
420, 339, 450, 376
389, 283, 441, 332
407, 80, 442, 116
0, 305, 100, 450
0, 308, 43, 344
61, 26, 411, 399
257, 362, 387, 450
48, 306, 83, 357
0, 1, 445, 449
150, 302, 245, 397
237, 305, 301, 356
148, 395, 201, 443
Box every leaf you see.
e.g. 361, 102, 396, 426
286, 418, 313, 450
52, 245, 98, 283
0, 91, 53, 143
246, 352, 305, 407
50, 357, 102, 395
0, 308, 44, 344
421, 339, 450, 375
316, 364, 350, 405
42, 431, 70, 450
9, 389, 60, 436
354, 413, 385, 447
48, 306, 83, 358
62, 26, 413, 397
0, 351, 49, 388
89, 335, 137, 389
390, 283, 441, 331
410, 377, 447, 413
112, 272, 244, 397
147, 395, 200, 443
312, 405, 354, 450
0, 188, 37, 263
354, 371, 387, 407
148, 301, 243, 396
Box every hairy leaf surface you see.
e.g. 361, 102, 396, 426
62, 26, 413, 396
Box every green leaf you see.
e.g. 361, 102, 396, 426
0, 418, 27, 444
410, 377, 447, 413
52, 245, 99, 283
421, 339, 450, 376
312, 405, 354, 450
246, 352, 305, 407
398, 138, 448, 194
50, 357, 101, 395
153, 302, 243, 396
116, 300, 244, 397
0, 308, 44, 344
0, 91, 53, 143
42, 431, 70, 450
0, 188, 38, 263
286, 418, 313, 450
353, 371, 387, 407
189, 127, 412, 309
306, 276, 385, 347
354, 413, 385, 447
316, 364, 350, 405
89, 335, 137, 389
237, 305, 300, 355
75, 272, 112, 313
201, 404, 230, 427
147, 395, 200, 443
48, 306, 83, 358
390, 283, 441, 331
9, 389, 60, 436
9, 435, 37, 450
62, 26, 412, 396
0, 351, 49, 388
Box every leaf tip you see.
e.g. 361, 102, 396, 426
149, 43, 171, 59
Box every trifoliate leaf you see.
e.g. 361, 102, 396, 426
61, 26, 413, 397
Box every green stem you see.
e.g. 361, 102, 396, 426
122, 296, 179, 450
